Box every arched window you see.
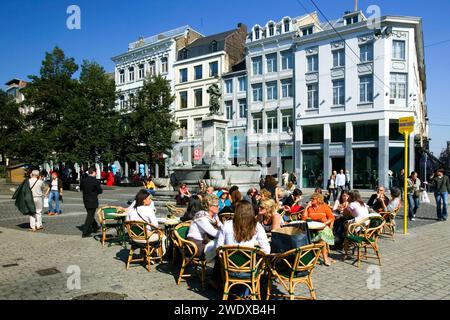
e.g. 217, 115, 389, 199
209, 40, 218, 53
254, 26, 261, 40
283, 18, 291, 33
268, 23, 275, 37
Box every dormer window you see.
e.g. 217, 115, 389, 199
180, 48, 188, 60
254, 26, 261, 40
346, 15, 359, 25
268, 23, 275, 37
302, 27, 314, 36
209, 40, 218, 53
283, 18, 291, 33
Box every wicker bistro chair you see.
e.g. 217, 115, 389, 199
171, 221, 207, 289
218, 213, 234, 224
379, 207, 400, 241
216, 245, 266, 300
166, 204, 185, 217
124, 221, 165, 272
342, 215, 386, 268
281, 208, 305, 224
266, 243, 324, 300
97, 206, 127, 246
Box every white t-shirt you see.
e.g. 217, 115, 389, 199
216, 220, 270, 254
51, 179, 58, 191
336, 174, 346, 187
347, 201, 370, 223
126, 204, 159, 229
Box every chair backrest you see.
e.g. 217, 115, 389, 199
124, 220, 149, 242
172, 221, 199, 257
98, 206, 124, 223
217, 245, 265, 280
366, 216, 386, 239
272, 243, 323, 278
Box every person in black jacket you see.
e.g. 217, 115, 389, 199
80, 166, 103, 238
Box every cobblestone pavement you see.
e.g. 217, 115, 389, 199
1, 186, 449, 300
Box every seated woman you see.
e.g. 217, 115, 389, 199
382, 187, 401, 212
217, 189, 232, 212
126, 190, 164, 248
217, 200, 270, 254
176, 183, 191, 206
341, 190, 371, 238
258, 199, 283, 232
332, 190, 351, 246
143, 176, 156, 196
333, 190, 350, 215
180, 195, 203, 222
186, 194, 223, 256
282, 188, 304, 215
228, 190, 242, 212
314, 187, 330, 205
302, 193, 335, 266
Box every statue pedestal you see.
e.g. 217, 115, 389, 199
202, 115, 229, 164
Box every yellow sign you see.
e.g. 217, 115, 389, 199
399, 116, 415, 134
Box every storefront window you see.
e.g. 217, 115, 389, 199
302, 150, 323, 188
303, 125, 323, 144
353, 148, 378, 189
353, 121, 378, 142
389, 147, 404, 186
389, 120, 405, 141
331, 123, 346, 143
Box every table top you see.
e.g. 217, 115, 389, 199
157, 218, 180, 226
287, 220, 326, 230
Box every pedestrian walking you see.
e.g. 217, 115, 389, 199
398, 169, 405, 200
345, 170, 351, 190
407, 171, 421, 221
336, 169, 346, 193
45, 171, 63, 215
80, 166, 103, 238
28, 170, 46, 231
327, 171, 338, 202
429, 169, 450, 221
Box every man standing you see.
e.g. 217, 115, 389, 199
429, 169, 450, 221
80, 166, 103, 238
336, 169, 346, 193
28, 170, 46, 231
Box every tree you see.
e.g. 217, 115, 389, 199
124, 75, 177, 171
0, 90, 24, 164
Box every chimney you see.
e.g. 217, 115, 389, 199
354, 0, 358, 12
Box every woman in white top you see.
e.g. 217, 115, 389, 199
126, 190, 162, 245
187, 194, 222, 256
342, 190, 370, 236
216, 201, 270, 254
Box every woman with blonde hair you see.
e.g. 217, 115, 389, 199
258, 198, 283, 232
303, 192, 335, 266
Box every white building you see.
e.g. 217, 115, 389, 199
293, 11, 427, 189
111, 26, 203, 113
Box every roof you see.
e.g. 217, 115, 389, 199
5, 78, 27, 86
128, 25, 199, 51
178, 29, 236, 60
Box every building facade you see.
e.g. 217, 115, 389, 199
5, 79, 31, 114
172, 23, 247, 163
293, 12, 428, 189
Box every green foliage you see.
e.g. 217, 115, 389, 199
0, 89, 24, 162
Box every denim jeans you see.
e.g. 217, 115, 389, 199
407, 194, 419, 219
435, 192, 449, 220
48, 190, 60, 214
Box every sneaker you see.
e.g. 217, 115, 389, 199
36, 226, 44, 231
410, 218, 416, 221
48, 212, 55, 216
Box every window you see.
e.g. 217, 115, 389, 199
225, 101, 233, 120
180, 91, 188, 109
138, 64, 145, 79
353, 121, 378, 142
119, 70, 125, 84
128, 93, 135, 108
149, 61, 156, 76
390, 73, 407, 99
253, 114, 262, 133
346, 16, 359, 25
180, 49, 188, 60
252, 84, 263, 102
119, 95, 125, 109
284, 19, 290, 33
194, 118, 203, 137
303, 125, 323, 144
225, 80, 233, 94
209, 61, 218, 77
239, 99, 247, 118
360, 75, 373, 103
268, 23, 275, 37
266, 81, 278, 100
194, 89, 203, 107
393, 40, 406, 60
266, 53, 277, 73
161, 58, 168, 74
282, 112, 293, 133
254, 27, 261, 40
307, 84, 319, 109
360, 43, 374, 62
281, 51, 293, 70
209, 41, 218, 53
333, 49, 345, 67
333, 80, 345, 106
193, 65, 202, 80
307, 55, 318, 72
267, 112, 278, 133
252, 56, 262, 75
302, 27, 313, 36
238, 77, 247, 92
281, 79, 293, 98
180, 68, 188, 83
331, 123, 346, 143
129, 67, 135, 82
179, 119, 188, 139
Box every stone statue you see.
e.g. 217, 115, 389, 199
207, 83, 222, 116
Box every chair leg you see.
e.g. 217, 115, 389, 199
102, 227, 106, 246
126, 247, 134, 270
372, 243, 382, 266
222, 281, 229, 300
307, 276, 316, 300
356, 246, 361, 268
177, 256, 188, 285
266, 275, 272, 300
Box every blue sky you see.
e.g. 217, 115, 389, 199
0, 0, 449, 155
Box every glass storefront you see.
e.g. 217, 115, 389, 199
353, 121, 378, 142
331, 123, 346, 143
353, 148, 378, 189
303, 125, 323, 144
389, 147, 404, 187
302, 150, 323, 188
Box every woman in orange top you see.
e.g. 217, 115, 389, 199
303, 193, 335, 266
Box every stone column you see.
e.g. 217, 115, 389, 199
345, 122, 353, 190
323, 124, 331, 190
409, 132, 415, 175
124, 162, 129, 178
378, 119, 389, 189
155, 163, 159, 178
295, 125, 303, 188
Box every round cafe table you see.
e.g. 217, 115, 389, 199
287, 220, 326, 230
157, 217, 180, 260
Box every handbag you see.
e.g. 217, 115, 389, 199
414, 190, 421, 198
43, 197, 49, 208
270, 223, 311, 254
420, 191, 430, 204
